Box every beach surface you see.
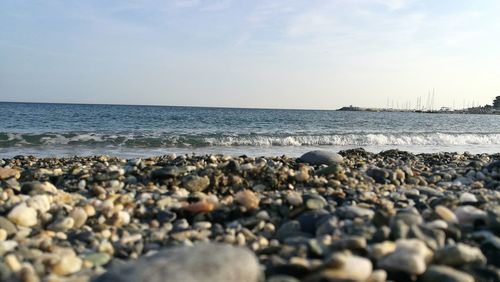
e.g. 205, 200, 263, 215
0, 149, 499, 281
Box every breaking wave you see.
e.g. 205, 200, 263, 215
1, 132, 500, 148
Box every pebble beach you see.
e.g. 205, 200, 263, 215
0, 149, 499, 282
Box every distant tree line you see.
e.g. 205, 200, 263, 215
494, 96, 500, 109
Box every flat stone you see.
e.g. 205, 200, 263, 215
420, 265, 474, 282
95, 243, 260, 282
298, 150, 343, 165
435, 243, 487, 266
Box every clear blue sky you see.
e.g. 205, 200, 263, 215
1, 0, 499, 109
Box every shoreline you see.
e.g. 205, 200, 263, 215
0, 149, 499, 281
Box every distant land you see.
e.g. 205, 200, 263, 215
338, 96, 500, 115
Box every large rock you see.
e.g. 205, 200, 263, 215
298, 150, 343, 165
95, 243, 260, 282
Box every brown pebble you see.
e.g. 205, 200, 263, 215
235, 190, 260, 209
183, 201, 215, 213
0, 168, 20, 180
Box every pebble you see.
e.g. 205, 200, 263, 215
286, 192, 303, 206
0, 217, 17, 235
298, 150, 343, 165
435, 205, 458, 224
420, 265, 474, 282
0, 167, 20, 180
454, 205, 487, 226
51, 255, 82, 276
378, 239, 433, 275
7, 203, 38, 227
305, 254, 372, 282
340, 206, 375, 219
235, 190, 260, 209
459, 192, 478, 203
435, 243, 487, 266
368, 241, 397, 260
26, 195, 51, 213
304, 195, 327, 210
5, 254, 22, 272
69, 207, 88, 228
0, 229, 6, 241
182, 175, 210, 192
96, 243, 260, 282
47, 217, 74, 232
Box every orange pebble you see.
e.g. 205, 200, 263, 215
183, 201, 215, 213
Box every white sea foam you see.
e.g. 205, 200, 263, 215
203, 133, 500, 146
1, 132, 500, 147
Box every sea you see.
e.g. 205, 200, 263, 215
1, 102, 499, 158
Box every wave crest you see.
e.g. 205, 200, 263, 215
1, 132, 500, 148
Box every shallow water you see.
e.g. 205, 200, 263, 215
1, 102, 499, 157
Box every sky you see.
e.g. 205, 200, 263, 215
1, 0, 499, 110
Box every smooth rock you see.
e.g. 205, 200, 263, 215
435, 206, 458, 224
95, 243, 260, 282
7, 203, 37, 227
52, 255, 82, 276
339, 206, 375, 220
420, 265, 474, 282
305, 254, 372, 282
368, 241, 397, 260
435, 243, 487, 266
378, 239, 433, 275
304, 195, 327, 210
459, 192, 477, 203
286, 192, 303, 206
454, 205, 487, 226
298, 150, 343, 165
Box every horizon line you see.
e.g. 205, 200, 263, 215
0, 100, 344, 112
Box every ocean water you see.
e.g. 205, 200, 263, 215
1, 102, 499, 158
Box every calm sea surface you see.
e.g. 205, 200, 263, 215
1, 102, 499, 157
